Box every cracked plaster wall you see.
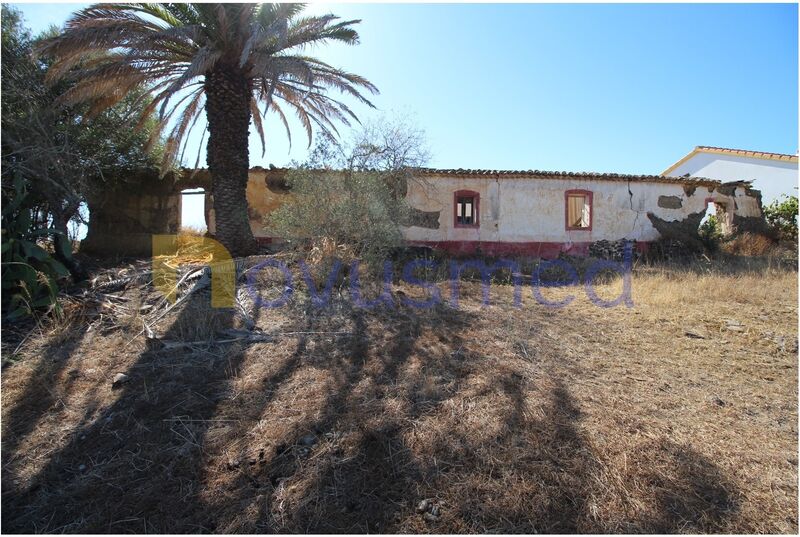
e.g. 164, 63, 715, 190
401, 175, 763, 243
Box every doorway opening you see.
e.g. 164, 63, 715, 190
68, 202, 90, 242
180, 188, 207, 232
699, 200, 732, 239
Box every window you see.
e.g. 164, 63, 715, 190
565, 190, 592, 230
456, 196, 475, 225
454, 190, 479, 228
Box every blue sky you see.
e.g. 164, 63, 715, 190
10, 2, 798, 228
12, 2, 798, 170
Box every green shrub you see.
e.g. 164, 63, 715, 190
266, 119, 429, 274
698, 214, 723, 249
266, 168, 410, 271
1, 176, 69, 320
763, 195, 798, 243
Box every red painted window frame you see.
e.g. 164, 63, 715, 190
564, 189, 593, 231
453, 190, 480, 228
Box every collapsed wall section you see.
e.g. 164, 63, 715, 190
81, 170, 211, 257
646, 180, 766, 248
81, 167, 290, 257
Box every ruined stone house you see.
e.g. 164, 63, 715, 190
81, 165, 765, 258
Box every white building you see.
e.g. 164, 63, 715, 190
399, 169, 760, 256
224, 167, 764, 258
93, 164, 769, 258
662, 146, 798, 205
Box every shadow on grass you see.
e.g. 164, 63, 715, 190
1, 321, 92, 477
2, 287, 253, 532
2, 290, 741, 532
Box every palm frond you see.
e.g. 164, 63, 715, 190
268, 99, 293, 148
178, 94, 206, 165
162, 87, 204, 173
39, 1, 379, 170
286, 15, 361, 49
158, 45, 221, 115
250, 98, 266, 157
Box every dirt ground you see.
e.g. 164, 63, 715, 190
2, 256, 797, 533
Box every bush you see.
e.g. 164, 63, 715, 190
2, 176, 69, 320
763, 195, 798, 243
266, 168, 410, 270
266, 117, 429, 274
721, 232, 776, 257
698, 214, 723, 249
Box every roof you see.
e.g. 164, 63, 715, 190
410, 167, 721, 186
662, 145, 799, 175
252, 166, 721, 187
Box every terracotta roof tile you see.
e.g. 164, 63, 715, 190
695, 146, 798, 162
410, 167, 721, 186
662, 145, 798, 175
236, 166, 722, 187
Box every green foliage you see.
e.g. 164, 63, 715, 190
2, 5, 162, 181
267, 168, 410, 270
763, 195, 798, 242
35, 3, 377, 171
267, 120, 429, 271
33, 3, 377, 253
1, 175, 69, 320
1, 5, 163, 279
698, 214, 723, 249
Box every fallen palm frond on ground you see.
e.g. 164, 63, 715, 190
1, 254, 797, 533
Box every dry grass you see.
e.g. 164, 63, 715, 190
721, 232, 778, 257
1, 256, 797, 533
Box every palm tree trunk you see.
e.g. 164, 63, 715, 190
204, 67, 257, 258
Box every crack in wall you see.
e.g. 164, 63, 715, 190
627, 178, 641, 234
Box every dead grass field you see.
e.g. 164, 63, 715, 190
1, 256, 797, 533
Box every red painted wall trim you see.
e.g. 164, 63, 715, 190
408, 239, 649, 259
564, 189, 593, 231
453, 190, 480, 229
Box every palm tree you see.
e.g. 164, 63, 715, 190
37, 3, 378, 257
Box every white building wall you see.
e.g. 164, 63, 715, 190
667, 153, 798, 204
403, 175, 754, 244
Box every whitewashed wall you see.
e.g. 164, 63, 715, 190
667, 153, 798, 205
403, 175, 756, 244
